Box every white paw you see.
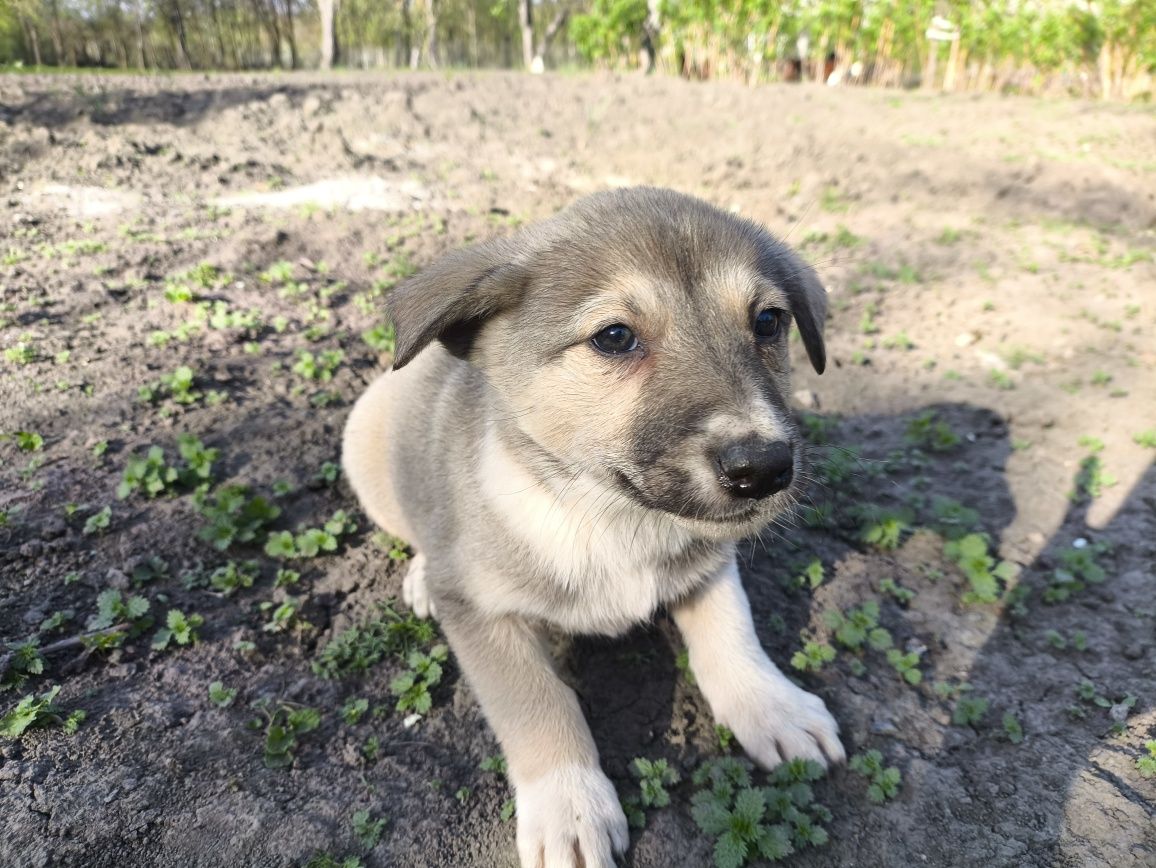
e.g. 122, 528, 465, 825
718, 675, 845, 770
402, 552, 436, 619
514, 764, 629, 868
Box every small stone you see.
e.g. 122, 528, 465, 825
105, 568, 130, 590
1122, 644, 1143, 661
870, 716, 899, 736
793, 389, 819, 410
40, 518, 67, 540
955, 331, 979, 347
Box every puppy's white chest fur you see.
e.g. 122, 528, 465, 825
473, 428, 718, 635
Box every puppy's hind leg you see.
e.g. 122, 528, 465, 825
402, 552, 436, 619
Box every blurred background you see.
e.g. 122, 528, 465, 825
2, 0, 1154, 100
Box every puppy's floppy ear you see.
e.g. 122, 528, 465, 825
387, 237, 530, 370
757, 243, 829, 375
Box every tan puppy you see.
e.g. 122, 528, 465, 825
343, 187, 843, 868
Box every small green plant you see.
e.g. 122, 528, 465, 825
83, 505, 112, 535
253, 701, 321, 768
9, 431, 44, 451
208, 560, 260, 596
623, 757, 680, 828
209, 681, 238, 708
905, 412, 960, 452
879, 578, 914, 605
260, 597, 301, 633
824, 601, 892, 652
293, 349, 344, 382
860, 510, 910, 551
951, 696, 989, 727
264, 510, 356, 559
690, 757, 830, 867
1134, 430, 1156, 449
371, 531, 410, 561
882, 332, 914, 351
1136, 741, 1156, 778
5, 341, 39, 365
988, 370, 1015, 390
390, 644, 449, 715
340, 697, 369, 725
195, 485, 281, 551
0, 685, 82, 738
1045, 542, 1110, 603
480, 754, 508, 776
1002, 712, 1024, 744
1, 640, 44, 691
351, 809, 386, 850
848, 750, 901, 803
943, 533, 1016, 604
312, 600, 436, 679
790, 640, 836, 673
152, 609, 204, 650
928, 496, 981, 540
793, 559, 824, 591
88, 589, 150, 631
274, 568, 301, 588
139, 365, 204, 407
362, 736, 380, 761
716, 724, 736, 752
885, 649, 922, 685
1071, 443, 1117, 500
634, 757, 679, 807
362, 322, 396, 354
117, 435, 218, 498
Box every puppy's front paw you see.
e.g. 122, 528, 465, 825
515, 764, 629, 868
718, 676, 845, 770
402, 552, 436, 619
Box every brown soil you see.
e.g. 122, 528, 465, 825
1, 71, 1154, 868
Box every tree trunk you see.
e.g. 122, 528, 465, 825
640, 0, 660, 73
208, 0, 227, 67
22, 18, 43, 66
282, 0, 298, 68
135, 1, 149, 68
467, 0, 477, 67
532, 9, 568, 72
169, 0, 193, 68
319, 0, 337, 68
401, 0, 415, 67
423, 0, 438, 68
48, 0, 65, 65
518, 0, 532, 69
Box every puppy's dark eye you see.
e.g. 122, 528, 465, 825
591, 324, 639, 355
754, 308, 785, 340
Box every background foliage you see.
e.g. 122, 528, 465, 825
1, 0, 1153, 99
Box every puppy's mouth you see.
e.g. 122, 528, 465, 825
611, 468, 785, 529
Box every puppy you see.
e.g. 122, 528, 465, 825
343, 187, 844, 868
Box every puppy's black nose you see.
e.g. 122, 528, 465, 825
716, 439, 794, 499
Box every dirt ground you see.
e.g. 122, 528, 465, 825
1, 71, 1154, 868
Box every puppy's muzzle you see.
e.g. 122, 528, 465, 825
715, 437, 794, 499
